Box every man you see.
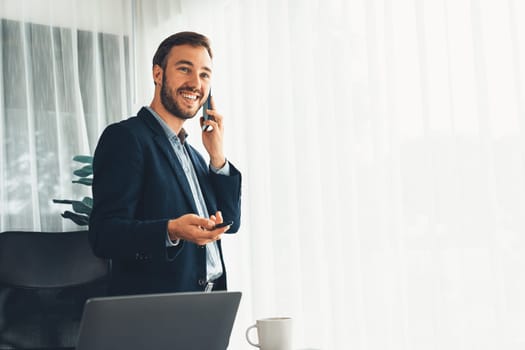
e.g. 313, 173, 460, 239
89, 32, 241, 296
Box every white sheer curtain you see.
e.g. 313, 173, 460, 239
135, 0, 525, 349
0, 0, 132, 231
1, 0, 524, 349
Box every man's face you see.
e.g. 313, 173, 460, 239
159, 44, 212, 120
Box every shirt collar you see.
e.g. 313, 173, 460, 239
146, 106, 188, 144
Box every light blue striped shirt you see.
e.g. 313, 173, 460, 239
147, 106, 229, 282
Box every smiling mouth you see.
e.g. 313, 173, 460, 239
180, 91, 200, 102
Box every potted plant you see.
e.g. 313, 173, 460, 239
52, 155, 93, 226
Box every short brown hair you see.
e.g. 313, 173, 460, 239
152, 31, 213, 69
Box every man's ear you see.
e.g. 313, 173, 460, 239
153, 64, 163, 86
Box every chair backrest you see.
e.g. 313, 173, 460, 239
0, 230, 108, 288
0, 230, 110, 349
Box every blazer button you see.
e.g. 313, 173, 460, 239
198, 279, 206, 286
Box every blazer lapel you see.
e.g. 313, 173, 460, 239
186, 145, 218, 214
139, 108, 199, 214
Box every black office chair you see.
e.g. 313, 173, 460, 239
0, 230, 109, 350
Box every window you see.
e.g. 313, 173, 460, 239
0, 19, 131, 231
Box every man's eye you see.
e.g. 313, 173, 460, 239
201, 73, 210, 79
179, 67, 190, 73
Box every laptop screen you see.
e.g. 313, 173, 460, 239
76, 291, 242, 350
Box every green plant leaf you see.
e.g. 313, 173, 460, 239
72, 178, 93, 186
71, 200, 92, 215
73, 165, 93, 178
73, 155, 93, 164
82, 197, 93, 207
54, 154, 94, 226
61, 211, 89, 226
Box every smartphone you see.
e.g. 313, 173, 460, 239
212, 221, 233, 229
202, 90, 213, 132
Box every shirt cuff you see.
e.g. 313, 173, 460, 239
210, 159, 230, 176
166, 231, 180, 246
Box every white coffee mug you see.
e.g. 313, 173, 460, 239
245, 317, 293, 350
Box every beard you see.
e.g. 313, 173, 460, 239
160, 74, 201, 120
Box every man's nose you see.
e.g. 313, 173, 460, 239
186, 72, 202, 90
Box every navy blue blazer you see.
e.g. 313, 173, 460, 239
89, 107, 241, 295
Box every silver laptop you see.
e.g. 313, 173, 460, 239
76, 291, 242, 350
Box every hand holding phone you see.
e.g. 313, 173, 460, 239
202, 91, 213, 132
212, 221, 233, 229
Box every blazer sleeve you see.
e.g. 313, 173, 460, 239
209, 163, 242, 233
186, 144, 242, 234
88, 123, 174, 262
